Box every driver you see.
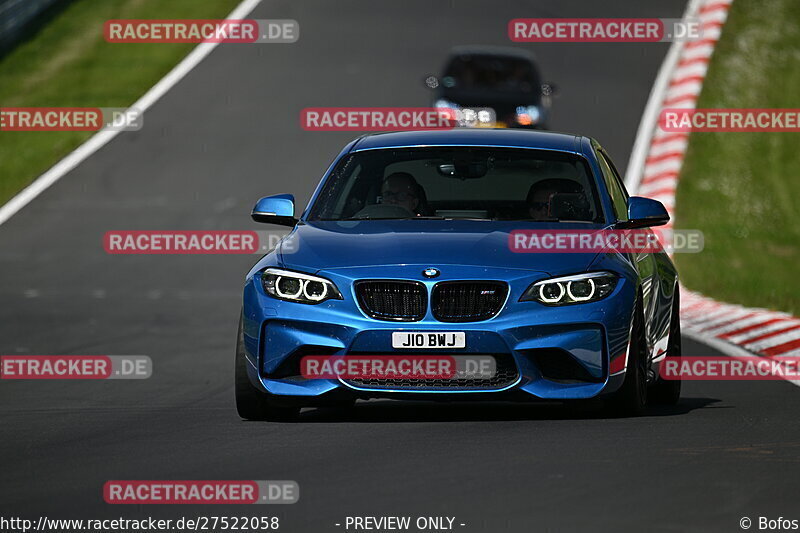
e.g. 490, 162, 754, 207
381, 172, 426, 215
526, 178, 582, 220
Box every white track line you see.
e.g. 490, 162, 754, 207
0, 0, 263, 227
623, 0, 703, 193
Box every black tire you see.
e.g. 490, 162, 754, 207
607, 297, 648, 416
235, 315, 300, 421
649, 287, 682, 405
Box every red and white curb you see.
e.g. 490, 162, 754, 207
625, 0, 800, 364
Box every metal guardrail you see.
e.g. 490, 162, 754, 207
0, 0, 65, 54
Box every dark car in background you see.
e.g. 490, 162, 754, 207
429, 46, 556, 129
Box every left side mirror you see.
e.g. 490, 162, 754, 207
541, 83, 558, 97
620, 196, 670, 229
424, 75, 439, 89
251, 194, 297, 227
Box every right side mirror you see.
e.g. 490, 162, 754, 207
620, 196, 670, 229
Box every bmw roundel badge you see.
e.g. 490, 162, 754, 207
423, 267, 440, 278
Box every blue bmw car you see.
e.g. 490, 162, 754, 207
236, 129, 681, 420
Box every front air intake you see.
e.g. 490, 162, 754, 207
355, 280, 427, 321
431, 281, 507, 322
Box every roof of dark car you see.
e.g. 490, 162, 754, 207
447, 45, 536, 61
352, 129, 582, 153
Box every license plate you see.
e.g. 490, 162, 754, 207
392, 331, 466, 349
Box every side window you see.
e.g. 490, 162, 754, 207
602, 150, 630, 200
596, 149, 628, 222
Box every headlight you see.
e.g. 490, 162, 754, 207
434, 98, 460, 110
520, 272, 618, 306
515, 105, 541, 126
436, 105, 495, 127
261, 268, 342, 304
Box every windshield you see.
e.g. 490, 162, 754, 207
442, 55, 540, 94
307, 147, 605, 223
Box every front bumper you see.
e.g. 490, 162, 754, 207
241, 266, 635, 401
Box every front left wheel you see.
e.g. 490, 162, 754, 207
607, 297, 648, 416
235, 316, 300, 421
649, 287, 682, 405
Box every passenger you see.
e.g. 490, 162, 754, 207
526, 178, 582, 220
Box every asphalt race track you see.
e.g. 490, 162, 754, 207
2, 1, 800, 531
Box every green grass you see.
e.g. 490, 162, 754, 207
0, 0, 241, 204
675, 0, 800, 315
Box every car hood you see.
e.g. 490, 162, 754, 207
277, 220, 607, 276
